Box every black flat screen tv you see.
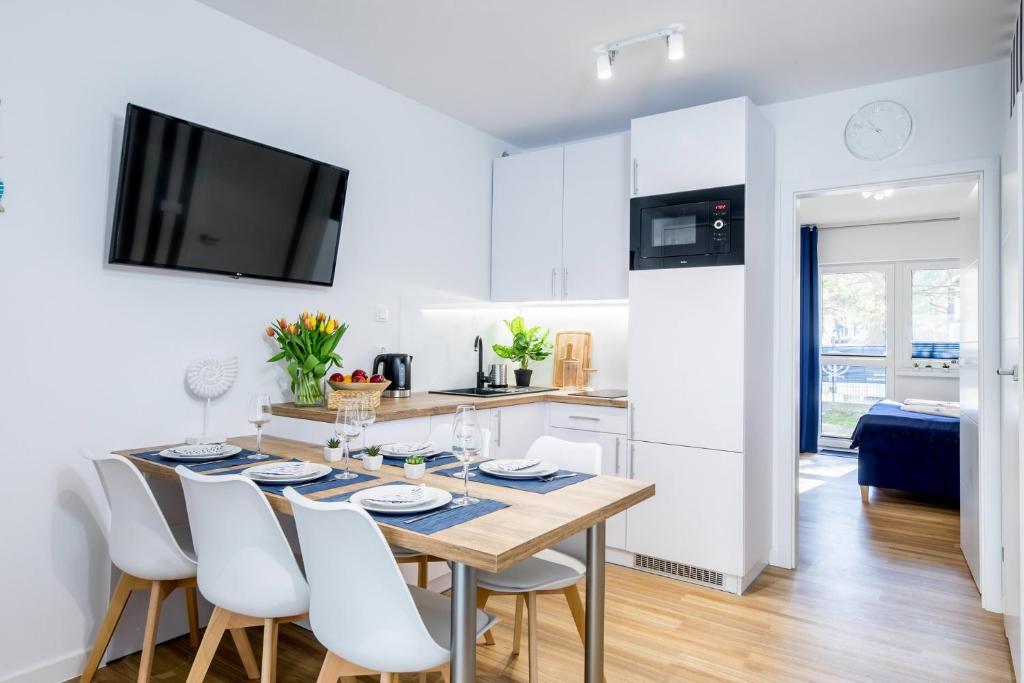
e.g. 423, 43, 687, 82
109, 104, 349, 286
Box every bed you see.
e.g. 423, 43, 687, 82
850, 399, 960, 501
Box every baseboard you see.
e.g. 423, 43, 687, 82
0, 648, 88, 683
740, 557, 769, 594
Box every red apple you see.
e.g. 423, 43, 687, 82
369, 374, 386, 383
328, 372, 344, 383
352, 368, 368, 378
351, 375, 367, 383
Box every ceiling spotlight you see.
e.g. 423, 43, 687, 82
861, 191, 873, 199
667, 32, 685, 61
596, 50, 614, 80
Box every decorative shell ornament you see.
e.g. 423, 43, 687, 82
185, 356, 238, 443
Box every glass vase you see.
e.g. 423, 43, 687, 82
294, 370, 325, 406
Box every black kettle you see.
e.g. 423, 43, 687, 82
373, 353, 412, 397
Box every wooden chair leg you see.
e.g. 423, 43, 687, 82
563, 585, 587, 646
476, 588, 495, 645
526, 591, 538, 683
417, 556, 429, 588
315, 651, 345, 683
261, 618, 280, 683
185, 585, 200, 647
381, 674, 395, 683
861, 485, 870, 503
511, 594, 525, 656
80, 573, 136, 683
439, 663, 451, 683
137, 580, 174, 683
186, 606, 232, 683
230, 628, 261, 679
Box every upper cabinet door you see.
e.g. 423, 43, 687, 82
491, 147, 564, 301
562, 134, 630, 300
630, 97, 748, 197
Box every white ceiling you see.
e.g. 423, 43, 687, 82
200, 0, 1016, 148
797, 179, 978, 226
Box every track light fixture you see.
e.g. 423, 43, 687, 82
594, 24, 685, 80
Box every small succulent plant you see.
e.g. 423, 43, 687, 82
366, 445, 382, 458
326, 436, 342, 449
405, 454, 426, 465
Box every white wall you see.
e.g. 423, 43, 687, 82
0, 1, 506, 680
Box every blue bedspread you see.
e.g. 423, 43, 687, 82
851, 400, 960, 499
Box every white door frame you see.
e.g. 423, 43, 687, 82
772, 156, 1002, 612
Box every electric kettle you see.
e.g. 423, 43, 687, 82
372, 353, 413, 397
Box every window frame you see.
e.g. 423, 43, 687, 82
895, 259, 961, 373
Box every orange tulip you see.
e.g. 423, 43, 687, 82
288, 324, 298, 335
265, 326, 275, 337
317, 311, 326, 322
278, 318, 288, 329
305, 317, 316, 331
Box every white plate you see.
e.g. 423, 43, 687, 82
353, 485, 429, 509
380, 442, 434, 456
242, 462, 331, 485
350, 485, 452, 515
158, 444, 242, 462
480, 459, 560, 479
380, 448, 444, 460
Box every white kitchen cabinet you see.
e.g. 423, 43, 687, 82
491, 403, 548, 458
626, 441, 744, 577
491, 147, 564, 301
630, 97, 748, 197
491, 134, 629, 301
549, 426, 627, 549
627, 266, 745, 452
561, 134, 630, 300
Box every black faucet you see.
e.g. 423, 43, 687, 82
475, 336, 488, 390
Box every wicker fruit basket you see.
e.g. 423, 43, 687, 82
327, 380, 391, 410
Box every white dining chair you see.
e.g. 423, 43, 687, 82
177, 467, 310, 683
284, 487, 498, 683
475, 435, 602, 682
79, 450, 203, 683
389, 422, 495, 589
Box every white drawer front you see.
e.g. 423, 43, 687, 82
548, 403, 626, 434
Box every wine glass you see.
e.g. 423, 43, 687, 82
357, 394, 376, 453
333, 403, 362, 480
450, 405, 481, 507
247, 394, 273, 460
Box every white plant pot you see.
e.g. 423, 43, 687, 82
324, 447, 343, 463
363, 454, 383, 471
404, 462, 426, 480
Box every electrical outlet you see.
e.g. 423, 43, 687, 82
377, 344, 387, 355
375, 305, 390, 322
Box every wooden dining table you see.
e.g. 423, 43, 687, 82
117, 435, 655, 682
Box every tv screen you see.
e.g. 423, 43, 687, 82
109, 104, 349, 286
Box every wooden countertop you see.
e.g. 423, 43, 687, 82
273, 388, 627, 424
119, 435, 653, 573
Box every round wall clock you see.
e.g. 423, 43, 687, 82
844, 100, 913, 161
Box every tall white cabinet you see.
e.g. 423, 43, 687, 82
491, 134, 629, 301
626, 97, 775, 594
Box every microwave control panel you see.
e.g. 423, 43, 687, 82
709, 200, 731, 253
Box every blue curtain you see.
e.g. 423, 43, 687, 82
799, 225, 820, 453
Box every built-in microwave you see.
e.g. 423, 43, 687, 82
630, 184, 744, 269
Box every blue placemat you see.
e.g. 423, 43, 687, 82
321, 481, 507, 534
435, 465, 596, 494
351, 449, 462, 470
132, 449, 282, 472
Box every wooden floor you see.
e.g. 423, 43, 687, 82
79, 455, 1013, 682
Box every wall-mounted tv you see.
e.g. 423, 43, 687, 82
109, 104, 349, 286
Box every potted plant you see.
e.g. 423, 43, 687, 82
265, 312, 348, 406
492, 316, 553, 387
362, 444, 384, 471
324, 436, 343, 463
404, 454, 426, 480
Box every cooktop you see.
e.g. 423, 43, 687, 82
568, 389, 627, 399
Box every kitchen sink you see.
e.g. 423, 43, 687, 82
429, 386, 558, 398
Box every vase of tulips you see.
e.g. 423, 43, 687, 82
265, 312, 348, 407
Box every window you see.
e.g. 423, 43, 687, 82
820, 363, 888, 439
909, 266, 960, 362
820, 270, 888, 356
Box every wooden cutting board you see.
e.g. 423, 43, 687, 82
552, 330, 595, 388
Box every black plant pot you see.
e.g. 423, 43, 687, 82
514, 368, 533, 387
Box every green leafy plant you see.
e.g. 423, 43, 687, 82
366, 445, 382, 458
326, 436, 342, 449
492, 316, 553, 370
405, 454, 426, 465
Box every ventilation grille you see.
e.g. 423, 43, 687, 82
634, 553, 724, 587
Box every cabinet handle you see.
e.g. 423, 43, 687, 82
614, 437, 621, 475
495, 409, 502, 447
562, 268, 568, 299
629, 442, 636, 478
550, 268, 557, 299
629, 402, 635, 439
632, 159, 638, 196
569, 415, 600, 422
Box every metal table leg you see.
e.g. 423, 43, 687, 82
449, 562, 478, 683
585, 522, 606, 683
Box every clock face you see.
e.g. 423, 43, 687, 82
844, 100, 913, 161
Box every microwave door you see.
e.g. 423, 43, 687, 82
639, 203, 709, 259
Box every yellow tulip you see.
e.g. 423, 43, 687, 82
326, 320, 336, 334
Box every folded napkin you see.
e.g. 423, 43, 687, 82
360, 486, 428, 505
251, 461, 316, 477
381, 442, 434, 455
491, 459, 542, 472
